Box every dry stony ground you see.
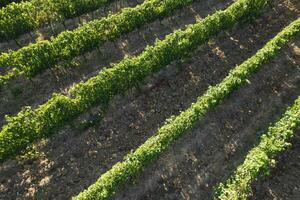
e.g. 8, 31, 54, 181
0, 0, 300, 199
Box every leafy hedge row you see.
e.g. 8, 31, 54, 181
0, 0, 112, 40
214, 95, 300, 200
0, 0, 268, 162
73, 17, 300, 200
0, 0, 195, 86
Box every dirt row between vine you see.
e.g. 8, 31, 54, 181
0, 0, 299, 199
0, 0, 143, 52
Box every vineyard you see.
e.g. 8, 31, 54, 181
0, 0, 299, 199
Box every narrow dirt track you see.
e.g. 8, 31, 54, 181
0, 0, 299, 200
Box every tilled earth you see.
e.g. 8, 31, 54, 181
0, 0, 300, 199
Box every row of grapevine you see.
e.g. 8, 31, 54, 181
73, 16, 300, 200
0, 0, 196, 87
0, 0, 268, 162
214, 95, 300, 200
0, 0, 22, 8
0, 0, 113, 40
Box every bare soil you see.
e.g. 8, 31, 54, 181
0, 0, 299, 200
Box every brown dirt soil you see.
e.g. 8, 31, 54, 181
0, 0, 300, 200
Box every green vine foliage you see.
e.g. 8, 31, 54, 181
0, 0, 195, 86
0, 0, 268, 162
0, 0, 111, 40
73, 17, 300, 200
214, 95, 300, 200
